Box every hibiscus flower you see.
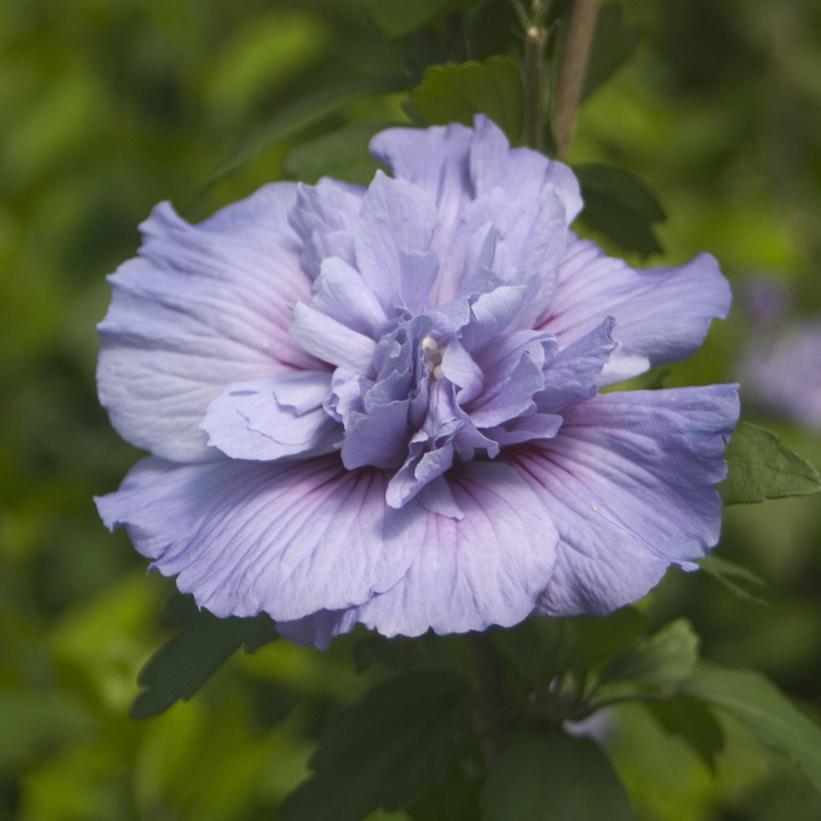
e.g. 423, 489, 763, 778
96, 116, 739, 648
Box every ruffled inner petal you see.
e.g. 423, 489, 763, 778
200, 372, 339, 461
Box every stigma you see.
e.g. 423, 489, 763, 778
421, 336, 445, 380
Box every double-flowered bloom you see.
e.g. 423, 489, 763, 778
96, 116, 739, 648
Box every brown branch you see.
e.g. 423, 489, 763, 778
552, 0, 600, 160
524, 23, 548, 150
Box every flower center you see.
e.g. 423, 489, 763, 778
420, 335, 445, 380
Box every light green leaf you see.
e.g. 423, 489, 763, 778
131, 599, 278, 719
575, 163, 666, 256
602, 620, 699, 691
720, 421, 821, 504
698, 554, 767, 604
408, 57, 524, 142
680, 666, 821, 792
283, 122, 388, 185
647, 697, 725, 770
279, 671, 469, 821
481, 729, 635, 821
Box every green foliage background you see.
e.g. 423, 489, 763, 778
2, 0, 821, 819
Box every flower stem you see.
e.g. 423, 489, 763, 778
468, 631, 507, 762
524, 15, 548, 151
552, 0, 600, 160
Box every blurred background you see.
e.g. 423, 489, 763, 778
1, 0, 820, 819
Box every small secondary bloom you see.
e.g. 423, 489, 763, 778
741, 320, 821, 431
96, 116, 739, 648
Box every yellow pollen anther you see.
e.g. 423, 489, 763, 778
421, 336, 439, 352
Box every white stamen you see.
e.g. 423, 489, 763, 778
432, 365, 445, 380
421, 336, 439, 352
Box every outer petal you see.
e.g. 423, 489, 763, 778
353, 461, 559, 637
200, 373, 339, 461
95, 456, 427, 621
507, 385, 740, 616
98, 185, 317, 462
276, 610, 359, 650
542, 238, 732, 385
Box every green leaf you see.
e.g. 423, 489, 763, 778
283, 122, 388, 186
646, 697, 725, 770
680, 666, 821, 792
570, 607, 651, 674
207, 76, 404, 187
583, 4, 640, 99
720, 420, 821, 504
481, 728, 635, 821
358, 0, 464, 38
408, 56, 524, 142
131, 601, 278, 719
279, 670, 469, 821
574, 163, 666, 256
602, 620, 699, 691
698, 554, 767, 604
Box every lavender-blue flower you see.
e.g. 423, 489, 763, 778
96, 116, 739, 648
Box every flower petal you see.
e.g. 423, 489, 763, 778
507, 385, 740, 616
543, 238, 731, 385
95, 456, 427, 621
341, 401, 411, 470
468, 115, 582, 223
288, 179, 364, 279
312, 256, 388, 338
200, 373, 339, 461
291, 302, 377, 374
536, 317, 615, 414
97, 185, 316, 462
354, 461, 559, 637
353, 171, 439, 310
276, 610, 359, 650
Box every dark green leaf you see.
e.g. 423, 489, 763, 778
583, 4, 640, 99
720, 421, 821, 504
602, 619, 699, 691
698, 554, 767, 604
481, 728, 635, 821
353, 633, 425, 673
131, 605, 278, 719
358, 0, 464, 38
207, 76, 404, 187
680, 665, 821, 792
575, 163, 666, 256
279, 670, 469, 821
494, 609, 648, 699
283, 122, 387, 185
408, 56, 524, 142
647, 697, 725, 770
408, 772, 482, 821
570, 607, 651, 674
